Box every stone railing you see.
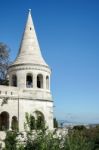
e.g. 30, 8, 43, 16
0, 85, 19, 97
0, 85, 52, 101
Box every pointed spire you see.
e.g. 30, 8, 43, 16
29, 8, 31, 13
13, 10, 47, 66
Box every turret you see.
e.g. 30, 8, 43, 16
8, 10, 51, 93
0, 10, 53, 131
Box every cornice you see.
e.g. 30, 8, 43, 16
0, 96, 53, 102
8, 63, 51, 74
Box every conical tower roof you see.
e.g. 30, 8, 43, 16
12, 9, 48, 66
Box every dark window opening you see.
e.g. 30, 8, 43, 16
37, 74, 43, 88
26, 74, 33, 88
12, 75, 17, 87
11, 116, 18, 131
37, 76, 41, 88
46, 76, 49, 89
0, 111, 9, 131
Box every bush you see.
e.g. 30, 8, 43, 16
3, 114, 99, 150
64, 129, 92, 150
4, 131, 18, 150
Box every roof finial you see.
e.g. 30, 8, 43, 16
29, 9, 31, 14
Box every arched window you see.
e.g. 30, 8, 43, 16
12, 75, 17, 87
37, 74, 43, 88
46, 76, 49, 89
35, 111, 45, 129
0, 111, 9, 131
11, 116, 18, 131
26, 74, 33, 88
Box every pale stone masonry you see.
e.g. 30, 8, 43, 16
0, 10, 53, 131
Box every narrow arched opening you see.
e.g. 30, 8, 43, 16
26, 74, 33, 88
11, 116, 18, 131
0, 111, 9, 131
37, 74, 43, 88
12, 75, 17, 87
46, 76, 49, 89
35, 111, 45, 129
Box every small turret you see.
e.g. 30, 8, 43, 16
0, 10, 53, 131
8, 10, 51, 90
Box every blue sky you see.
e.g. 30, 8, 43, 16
0, 0, 99, 123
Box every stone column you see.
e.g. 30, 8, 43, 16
17, 71, 26, 88
9, 115, 12, 130
43, 75, 46, 89
33, 74, 37, 89
9, 75, 12, 86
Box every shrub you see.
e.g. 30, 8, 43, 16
63, 129, 92, 150
4, 131, 17, 150
3, 113, 99, 150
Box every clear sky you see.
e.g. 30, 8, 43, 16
0, 0, 99, 123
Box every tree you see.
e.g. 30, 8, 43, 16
24, 113, 36, 131
0, 42, 10, 85
53, 118, 58, 128
64, 129, 92, 150
30, 115, 35, 130
73, 125, 86, 131
36, 115, 45, 130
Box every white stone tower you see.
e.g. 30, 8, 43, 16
0, 10, 53, 131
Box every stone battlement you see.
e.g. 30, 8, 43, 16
0, 85, 19, 97
0, 85, 52, 101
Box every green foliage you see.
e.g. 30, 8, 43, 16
3, 128, 93, 150
36, 115, 45, 130
24, 130, 62, 150
30, 115, 35, 130
24, 113, 35, 131
64, 129, 92, 150
0, 42, 10, 85
84, 125, 99, 150
73, 125, 86, 131
17, 144, 24, 150
24, 112, 45, 131
53, 118, 58, 128
4, 131, 18, 150
3, 114, 99, 150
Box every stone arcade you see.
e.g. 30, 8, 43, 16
0, 10, 53, 131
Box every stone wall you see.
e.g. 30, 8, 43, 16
0, 85, 53, 131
